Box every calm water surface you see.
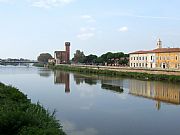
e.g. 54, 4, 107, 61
0, 66, 180, 135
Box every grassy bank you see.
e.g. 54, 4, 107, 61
33, 62, 45, 67
0, 82, 66, 135
50, 65, 180, 82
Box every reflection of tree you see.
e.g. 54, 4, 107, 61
38, 72, 51, 78
84, 79, 97, 85
73, 74, 84, 85
38, 69, 52, 78
101, 83, 123, 93
73, 74, 97, 86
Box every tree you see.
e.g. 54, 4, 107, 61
72, 50, 86, 63
84, 54, 98, 64
37, 53, 52, 63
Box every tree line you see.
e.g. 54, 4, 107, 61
37, 50, 129, 66
72, 50, 129, 66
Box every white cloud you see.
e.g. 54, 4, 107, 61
29, 0, 74, 8
118, 26, 128, 32
81, 15, 96, 23
77, 27, 96, 40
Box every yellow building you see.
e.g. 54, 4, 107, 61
155, 48, 180, 69
129, 39, 180, 70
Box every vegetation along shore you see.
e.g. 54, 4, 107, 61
0, 82, 66, 135
50, 64, 180, 82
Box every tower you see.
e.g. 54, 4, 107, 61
65, 42, 70, 63
157, 38, 162, 49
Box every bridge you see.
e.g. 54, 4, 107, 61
0, 60, 38, 64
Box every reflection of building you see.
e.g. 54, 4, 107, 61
54, 71, 70, 93
129, 80, 180, 109
54, 42, 70, 64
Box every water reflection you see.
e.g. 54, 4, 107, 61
54, 70, 70, 93
73, 74, 98, 85
129, 80, 180, 110
54, 71, 124, 94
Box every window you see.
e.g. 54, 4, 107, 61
134, 57, 135, 60
139, 63, 141, 67
142, 57, 144, 60
134, 63, 135, 67
137, 57, 138, 60
131, 63, 133, 67
151, 56, 153, 60
176, 56, 178, 60
136, 63, 138, 67
139, 57, 141, 60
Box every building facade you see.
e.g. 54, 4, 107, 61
54, 42, 70, 64
130, 39, 180, 70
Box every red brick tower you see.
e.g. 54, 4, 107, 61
65, 42, 70, 63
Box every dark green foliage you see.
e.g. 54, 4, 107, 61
0, 83, 66, 135
50, 65, 180, 82
37, 53, 53, 63
84, 54, 98, 64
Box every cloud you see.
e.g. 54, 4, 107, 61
118, 26, 128, 32
29, 0, 74, 8
77, 27, 96, 40
81, 15, 96, 23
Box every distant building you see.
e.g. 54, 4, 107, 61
48, 58, 55, 64
54, 42, 70, 64
129, 39, 180, 70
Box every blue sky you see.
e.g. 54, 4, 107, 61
0, 0, 180, 59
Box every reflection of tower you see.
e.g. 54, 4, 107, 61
156, 101, 161, 110
65, 42, 70, 64
54, 71, 70, 93
65, 74, 70, 93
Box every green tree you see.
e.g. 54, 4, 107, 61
37, 53, 52, 63
84, 54, 98, 64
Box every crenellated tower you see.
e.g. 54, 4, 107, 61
65, 42, 70, 63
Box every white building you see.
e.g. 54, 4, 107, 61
129, 39, 161, 69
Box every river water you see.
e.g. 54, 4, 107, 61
0, 66, 180, 135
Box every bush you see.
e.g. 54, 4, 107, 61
0, 83, 66, 135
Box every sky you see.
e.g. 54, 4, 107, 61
0, 0, 180, 60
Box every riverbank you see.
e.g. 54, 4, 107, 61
50, 64, 180, 82
0, 82, 66, 135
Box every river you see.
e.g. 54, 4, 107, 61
0, 65, 180, 135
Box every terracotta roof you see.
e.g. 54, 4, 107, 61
150, 48, 180, 53
130, 48, 180, 54
129, 50, 150, 54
